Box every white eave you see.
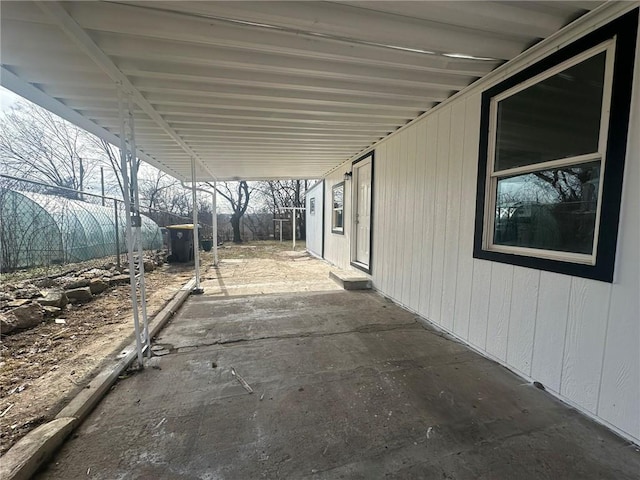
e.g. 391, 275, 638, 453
0, 1, 605, 181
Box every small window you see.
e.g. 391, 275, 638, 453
474, 11, 637, 282
310, 198, 316, 215
332, 182, 344, 234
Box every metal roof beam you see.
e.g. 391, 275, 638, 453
35, 1, 215, 181
333, 2, 576, 39
0, 66, 182, 180
125, 69, 457, 99
141, 96, 420, 119
116, 58, 473, 92
111, 1, 525, 59
65, 2, 509, 65
35, 82, 448, 109
59, 97, 421, 119
72, 105, 411, 122
92, 30, 495, 78
82, 113, 402, 128
16, 62, 451, 104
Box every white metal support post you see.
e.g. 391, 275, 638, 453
191, 157, 204, 294
128, 96, 151, 357
117, 86, 144, 367
273, 218, 288, 242
179, 181, 219, 268
212, 182, 218, 266
282, 207, 306, 251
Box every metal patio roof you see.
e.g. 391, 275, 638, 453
0, 1, 603, 181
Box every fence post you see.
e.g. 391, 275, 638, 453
101, 167, 105, 206
114, 198, 121, 269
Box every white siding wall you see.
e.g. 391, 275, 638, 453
321, 11, 640, 443
305, 181, 323, 258
323, 171, 352, 270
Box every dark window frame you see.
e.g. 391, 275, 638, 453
473, 10, 638, 283
350, 151, 375, 275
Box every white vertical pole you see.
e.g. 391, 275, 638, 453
128, 96, 150, 357
212, 181, 218, 266
117, 86, 143, 367
292, 210, 296, 251
191, 157, 202, 292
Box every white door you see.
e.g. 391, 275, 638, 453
354, 157, 372, 269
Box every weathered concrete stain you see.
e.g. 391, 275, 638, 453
36, 290, 640, 479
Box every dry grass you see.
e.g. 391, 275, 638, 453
217, 239, 307, 260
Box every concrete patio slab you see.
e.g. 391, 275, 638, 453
35, 288, 640, 479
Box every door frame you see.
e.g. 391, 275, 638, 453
350, 151, 374, 274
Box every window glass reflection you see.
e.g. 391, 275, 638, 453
332, 183, 344, 230
493, 162, 600, 254
495, 52, 606, 171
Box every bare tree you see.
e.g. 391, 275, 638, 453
93, 138, 143, 204
206, 181, 253, 243
0, 102, 101, 198
258, 180, 308, 240
138, 169, 178, 211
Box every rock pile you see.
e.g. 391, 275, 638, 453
0, 251, 167, 336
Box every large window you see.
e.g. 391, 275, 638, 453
331, 182, 344, 234
474, 11, 637, 282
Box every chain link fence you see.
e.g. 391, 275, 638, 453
0, 175, 190, 281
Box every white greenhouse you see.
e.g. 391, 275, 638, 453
0, 189, 162, 271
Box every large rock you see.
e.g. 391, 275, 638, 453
13, 285, 42, 299
42, 306, 62, 318
108, 274, 131, 286
33, 278, 56, 288
57, 277, 90, 290
143, 261, 156, 272
81, 268, 111, 279
89, 278, 109, 294
38, 290, 68, 308
65, 287, 93, 304
0, 312, 18, 335
153, 252, 167, 265
0, 292, 14, 302
5, 299, 31, 309
4, 303, 44, 332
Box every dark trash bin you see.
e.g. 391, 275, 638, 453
201, 239, 213, 252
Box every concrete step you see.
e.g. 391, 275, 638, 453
329, 270, 371, 290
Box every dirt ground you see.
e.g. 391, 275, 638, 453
0, 257, 202, 455
0, 241, 318, 456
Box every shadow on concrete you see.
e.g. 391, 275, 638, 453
36, 288, 640, 479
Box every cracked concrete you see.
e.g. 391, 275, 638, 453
34, 285, 640, 479
166, 320, 423, 352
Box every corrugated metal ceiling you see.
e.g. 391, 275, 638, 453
0, 1, 602, 180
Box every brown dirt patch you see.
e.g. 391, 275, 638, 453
0, 242, 316, 455
0, 259, 205, 455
